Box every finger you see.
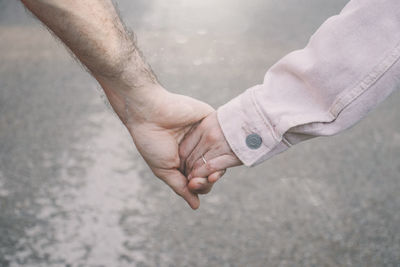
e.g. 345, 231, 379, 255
189, 148, 226, 178
188, 177, 214, 194
156, 169, 200, 210
178, 124, 203, 173
188, 169, 225, 194
185, 136, 210, 176
189, 154, 241, 179
208, 169, 226, 183
185, 126, 224, 175
178, 122, 200, 173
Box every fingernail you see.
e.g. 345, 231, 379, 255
188, 174, 193, 180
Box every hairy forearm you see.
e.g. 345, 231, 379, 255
21, 0, 161, 123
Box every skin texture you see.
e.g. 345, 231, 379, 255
180, 112, 242, 191
20, 0, 221, 209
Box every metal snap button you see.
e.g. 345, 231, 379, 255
246, 134, 262, 149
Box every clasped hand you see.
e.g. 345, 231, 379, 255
118, 85, 241, 209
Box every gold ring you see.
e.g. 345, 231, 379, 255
201, 154, 207, 164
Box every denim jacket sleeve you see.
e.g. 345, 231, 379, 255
217, 0, 400, 166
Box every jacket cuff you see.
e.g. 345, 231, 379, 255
217, 85, 289, 166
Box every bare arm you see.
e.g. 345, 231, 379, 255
21, 0, 217, 209
21, 0, 160, 124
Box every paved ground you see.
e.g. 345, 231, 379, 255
0, 0, 399, 266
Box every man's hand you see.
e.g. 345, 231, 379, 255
122, 87, 216, 209
179, 112, 243, 193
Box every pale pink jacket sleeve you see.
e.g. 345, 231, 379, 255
217, 0, 400, 166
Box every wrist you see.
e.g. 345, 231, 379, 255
97, 73, 167, 126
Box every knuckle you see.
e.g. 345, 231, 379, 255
208, 130, 221, 142
205, 133, 216, 142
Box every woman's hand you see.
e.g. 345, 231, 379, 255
179, 111, 243, 193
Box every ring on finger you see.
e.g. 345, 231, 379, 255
201, 154, 207, 165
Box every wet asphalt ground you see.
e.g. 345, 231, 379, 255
0, 0, 399, 266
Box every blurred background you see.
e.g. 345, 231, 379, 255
1, 0, 399, 266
